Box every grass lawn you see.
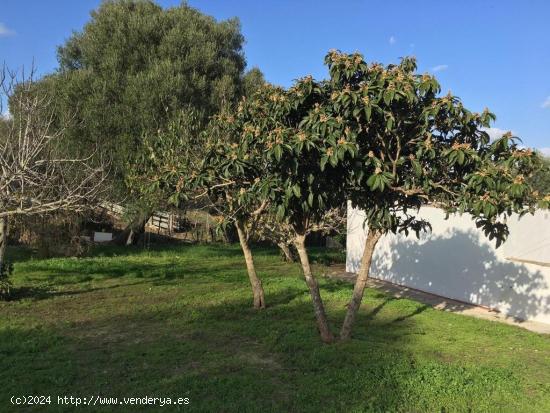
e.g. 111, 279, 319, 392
1, 243, 550, 412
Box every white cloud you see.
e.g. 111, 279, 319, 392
389, 36, 396, 45
431, 64, 448, 72
481, 127, 513, 141
541, 96, 550, 109
481, 128, 548, 155
1, 110, 12, 120
0, 23, 15, 37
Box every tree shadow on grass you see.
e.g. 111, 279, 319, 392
3, 243, 541, 409
318, 278, 354, 293
6, 242, 250, 267
391, 303, 431, 323
5, 245, 36, 263
87, 242, 251, 259
6, 280, 153, 302
0, 291, 400, 407
19, 258, 257, 287
366, 296, 397, 320
1, 287, 527, 412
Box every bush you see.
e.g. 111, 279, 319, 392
10, 212, 90, 258
0, 260, 13, 299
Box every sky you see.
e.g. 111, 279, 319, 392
1, 0, 549, 153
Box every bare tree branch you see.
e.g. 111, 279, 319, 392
0, 65, 108, 220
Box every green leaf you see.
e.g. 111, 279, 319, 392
386, 116, 394, 130
412, 159, 422, 176
383, 90, 392, 105
274, 145, 282, 161
457, 150, 465, 165
366, 174, 377, 189
276, 204, 286, 220
364, 105, 372, 121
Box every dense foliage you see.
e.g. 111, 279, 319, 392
530, 154, 550, 194
200, 50, 548, 342
323, 50, 547, 241
36, 0, 253, 205
204, 52, 548, 244
234, 52, 544, 239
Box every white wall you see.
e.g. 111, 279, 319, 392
93, 231, 113, 242
346, 203, 550, 324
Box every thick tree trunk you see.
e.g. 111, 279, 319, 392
294, 232, 334, 343
235, 219, 266, 309
0, 217, 7, 269
278, 242, 295, 262
340, 228, 382, 341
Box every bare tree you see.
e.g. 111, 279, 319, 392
0, 66, 107, 270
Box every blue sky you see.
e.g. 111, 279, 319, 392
1, 0, 549, 152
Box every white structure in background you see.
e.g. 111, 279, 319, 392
346, 204, 550, 324
93, 231, 113, 243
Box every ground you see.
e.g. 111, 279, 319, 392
1, 244, 550, 412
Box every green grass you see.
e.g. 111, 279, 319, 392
1, 243, 549, 412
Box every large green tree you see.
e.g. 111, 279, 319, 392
38, 0, 254, 227
180, 87, 344, 311
128, 104, 271, 309
205, 82, 353, 342
325, 50, 547, 340
222, 51, 548, 343
196, 111, 271, 309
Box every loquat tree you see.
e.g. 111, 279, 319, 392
322, 50, 549, 340
227, 51, 548, 343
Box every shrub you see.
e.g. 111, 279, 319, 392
0, 260, 13, 299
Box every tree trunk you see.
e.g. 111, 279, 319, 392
114, 213, 150, 246
294, 232, 334, 343
0, 217, 7, 269
235, 219, 266, 309
340, 228, 382, 341
278, 242, 295, 262
125, 229, 135, 246
128, 213, 148, 245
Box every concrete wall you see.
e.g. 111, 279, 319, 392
346, 203, 550, 324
